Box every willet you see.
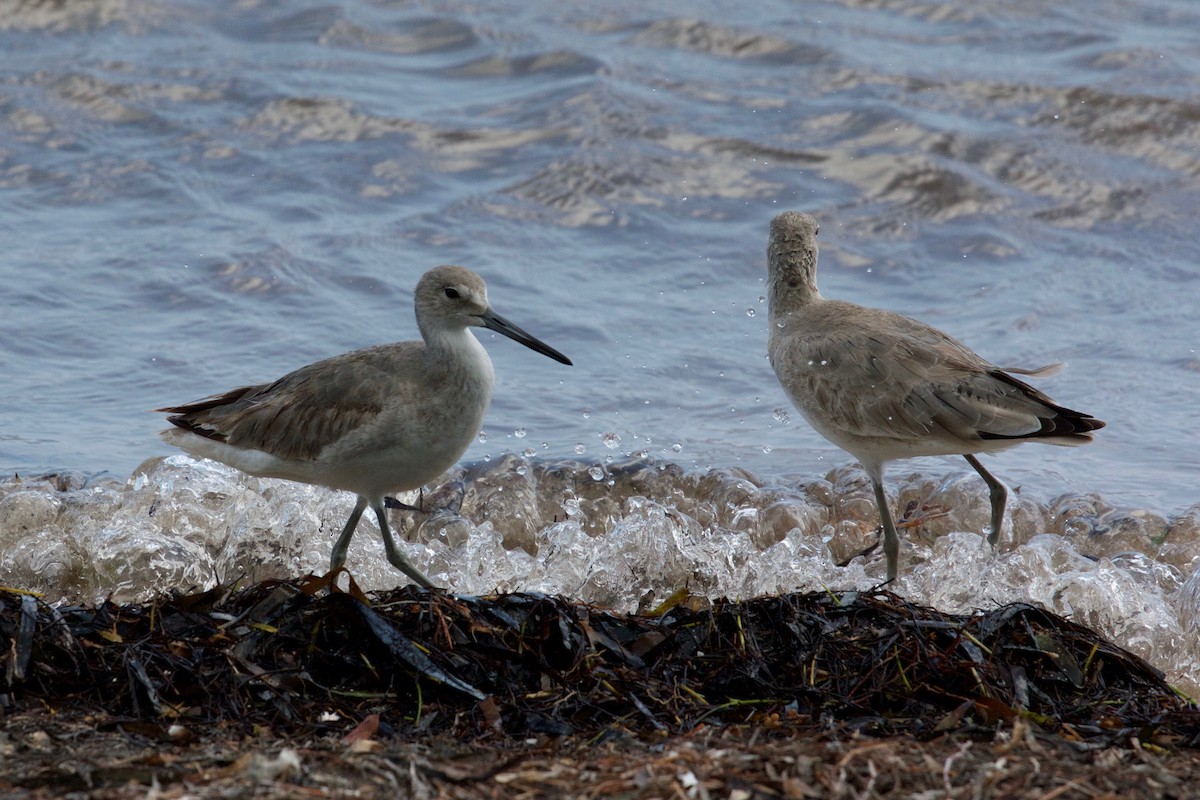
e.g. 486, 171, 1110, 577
766, 211, 1104, 581
158, 265, 572, 588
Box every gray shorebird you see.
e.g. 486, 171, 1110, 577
158, 265, 572, 588
766, 211, 1104, 581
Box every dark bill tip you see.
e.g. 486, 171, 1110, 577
480, 309, 572, 366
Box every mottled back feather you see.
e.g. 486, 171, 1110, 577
159, 345, 408, 461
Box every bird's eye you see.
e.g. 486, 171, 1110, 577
443, 287, 460, 299
815, 224, 820, 236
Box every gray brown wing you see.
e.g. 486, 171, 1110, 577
158, 346, 412, 461
865, 332, 1103, 441
774, 321, 1101, 444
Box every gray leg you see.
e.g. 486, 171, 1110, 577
964, 454, 1006, 547
371, 498, 437, 589
871, 479, 900, 582
330, 496, 368, 572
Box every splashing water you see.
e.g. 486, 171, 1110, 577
2, 456, 1198, 696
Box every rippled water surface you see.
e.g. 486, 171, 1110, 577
2, 2, 1200, 687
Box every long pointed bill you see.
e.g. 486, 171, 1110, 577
480, 309, 573, 366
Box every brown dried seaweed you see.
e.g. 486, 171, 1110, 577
2, 583, 1197, 748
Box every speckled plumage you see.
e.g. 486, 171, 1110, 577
767, 211, 1103, 581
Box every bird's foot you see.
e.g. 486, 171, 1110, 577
836, 532, 881, 569
384, 480, 465, 515
834, 527, 899, 589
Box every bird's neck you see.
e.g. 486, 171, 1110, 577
768, 272, 821, 324
424, 327, 494, 384
767, 243, 821, 321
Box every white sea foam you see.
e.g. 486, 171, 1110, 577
2, 455, 1198, 695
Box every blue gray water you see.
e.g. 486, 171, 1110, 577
4, 0, 1200, 691
3, 0, 1198, 513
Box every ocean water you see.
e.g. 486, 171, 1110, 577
2, 2, 1200, 690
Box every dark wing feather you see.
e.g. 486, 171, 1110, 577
975, 370, 1105, 441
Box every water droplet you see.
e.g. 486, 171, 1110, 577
773, 408, 790, 423
762, 445, 772, 454
587, 466, 605, 481
746, 308, 756, 317
522, 447, 536, 457
582, 408, 592, 419
671, 443, 683, 453
601, 432, 622, 449
515, 465, 527, 475
574, 443, 586, 455
478, 431, 488, 443
514, 427, 527, 438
